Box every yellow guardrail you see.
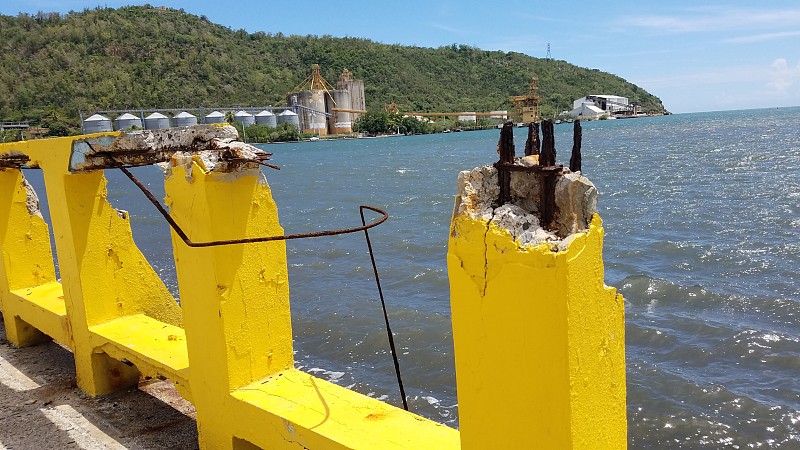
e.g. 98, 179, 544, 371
0, 126, 626, 449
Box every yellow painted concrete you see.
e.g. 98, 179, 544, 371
0, 135, 183, 396
6, 281, 71, 348
165, 156, 459, 449
3, 132, 626, 449
89, 313, 191, 398
166, 156, 294, 449
0, 168, 60, 347
448, 207, 626, 449
232, 368, 459, 449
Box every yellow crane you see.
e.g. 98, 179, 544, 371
290, 63, 335, 94
509, 75, 541, 123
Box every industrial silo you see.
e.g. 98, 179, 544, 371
255, 110, 277, 128
290, 90, 327, 135
172, 111, 198, 127
289, 91, 311, 133
234, 110, 255, 127
83, 113, 112, 133
307, 91, 328, 135
114, 113, 143, 130
330, 89, 352, 134
337, 69, 366, 122
277, 110, 300, 129
205, 110, 225, 124
144, 112, 170, 130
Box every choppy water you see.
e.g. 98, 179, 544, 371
26, 107, 800, 447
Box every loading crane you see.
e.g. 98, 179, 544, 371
509, 75, 541, 124
405, 112, 507, 118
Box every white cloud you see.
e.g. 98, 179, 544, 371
430, 23, 462, 34
767, 58, 800, 93
639, 65, 767, 89
725, 30, 800, 44
623, 7, 800, 34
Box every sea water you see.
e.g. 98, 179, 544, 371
27, 107, 800, 447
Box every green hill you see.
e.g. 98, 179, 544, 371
0, 5, 665, 131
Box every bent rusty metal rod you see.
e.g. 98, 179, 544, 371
119, 166, 410, 410
118, 166, 388, 247
360, 206, 408, 411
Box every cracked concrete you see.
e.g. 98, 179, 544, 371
454, 161, 597, 249
21, 178, 43, 218
70, 125, 271, 174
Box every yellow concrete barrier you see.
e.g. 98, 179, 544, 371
0, 129, 459, 449
0, 126, 625, 449
447, 148, 627, 448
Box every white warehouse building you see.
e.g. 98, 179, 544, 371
568, 102, 607, 119
572, 95, 630, 113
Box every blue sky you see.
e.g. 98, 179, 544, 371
2, 1, 799, 113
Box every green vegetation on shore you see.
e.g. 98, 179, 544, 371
0, 5, 665, 135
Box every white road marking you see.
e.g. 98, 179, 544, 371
39, 404, 127, 450
0, 354, 40, 391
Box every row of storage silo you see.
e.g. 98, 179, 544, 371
83, 110, 299, 133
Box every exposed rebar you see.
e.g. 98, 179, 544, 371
360, 207, 408, 411
118, 166, 387, 247
540, 119, 556, 166
570, 120, 582, 173
496, 121, 515, 205
525, 122, 540, 157
540, 120, 557, 228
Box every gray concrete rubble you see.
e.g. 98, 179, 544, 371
22, 178, 43, 218
69, 125, 271, 173
454, 162, 597, 249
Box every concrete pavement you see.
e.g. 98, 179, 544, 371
0, 317, 198, 449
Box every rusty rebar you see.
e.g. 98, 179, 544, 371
540, 119, 556, 166
360, 207, 408, 411
525, 122, 540, 157
496, 122, 515, 205
117, 166, 387, 247
118, 165, 411, 410
540, 119, 557, 228
570, 120, 582, 172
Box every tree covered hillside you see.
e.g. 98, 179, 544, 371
0, 5, 665, 127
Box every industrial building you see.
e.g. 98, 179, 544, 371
568, 102, 607, 120
80, 65, 365, 136
82, 108, 301, 134
572, 95, 632, 116
286, 65, 366, 135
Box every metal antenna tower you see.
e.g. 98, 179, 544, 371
546, 43, 552, 60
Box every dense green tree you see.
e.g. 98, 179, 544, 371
243, 122, 299, 143
353, 110, 390, 135
0, 5, 665, 138
399, 116, 430, 135
44, 121, 71, 137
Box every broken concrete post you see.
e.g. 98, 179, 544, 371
448, 137, 626, 448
